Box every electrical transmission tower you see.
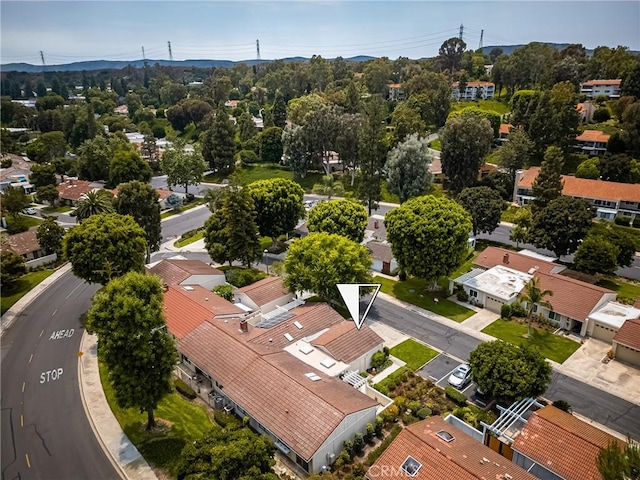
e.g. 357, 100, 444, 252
256, 39, 261, 60
167, 41, 173, 61
479, 29, 484, 50
142, 46, 146, 62
40, 50, 45, 66
459, 24, 464, 42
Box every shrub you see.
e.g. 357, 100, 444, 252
633, 218, 640, 229
365, 425, 402, 466
398, 270, 407, 281
224, 267, 266, 288
500, 304, 512, 319
371, 350, 388, 370
615, 216, 631, 226
592, 107, 611, 123
212, 284, 233, 301
381, 404, 399, 423
213, 410, 241, 430
185, 193, 195, 203
6, 222, 28, 234
237, 149, 259, 165
416, 407, 432, 419
180, 227, 201, 240
510, 301, 527, 317
353, 433, 365, 455
407, 400, 422, 413
1, 158, 12, 168
374, 416, 384, 438
445, 386, 468, 406
552, 399, 572, 413
343, 439, 354, 457
393, 396, 407, 414
174, 378, 196, 399
365, 423, 375, 443
456, 288, 469, 302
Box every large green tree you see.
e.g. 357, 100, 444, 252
441, 111, 494, 193
178, 427, 276, 480
113, 182, 162, 261
86, 272, 177, 430
531, 146, 565, 213
36, 215, 65, 255
36, 184, 59, 206
529, 196, 595, 258
0, 250, 27, 290
202, 105, 236, 173
260, 126, 284, 164
77, 135, 111, 181
497, 129, 534, 192
63, 213, 147, 285
574, 236, 619, 276
311, 174, 345, 200
469, 341, 552, 402
1, 186, 29, 219
284, 232, 372, 305
385, 196, 472, 287
74, 190, 114, 223
358, 95, 387, 214
597, 438, 640, 480
108, 149, 152, 188
160, 141, 208, 195
247, 178, 305, 246
588, 222, 640, 269
385, 134, 433, 203
272, 90, 287, 129
457, 186, 505, 236
28, 163, 57, 188
25, 131, 67, 163
307, 199, 368, 243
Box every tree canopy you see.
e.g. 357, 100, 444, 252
36, 215, 65, 255
457, 186, 505, 236
74, 190, 114, 223
201, 106, 236, 174
0, 250, 27, 290
307, 199, 368, 243
161, 141, 208, 194
86, 272, 177, 429
468, 340, 552, 402
531, 146, 565, 212
284, 232, 372, 305
63, 213, 147, 285
108, 148, 152, 188
385, 133, 433, 203
574, 236, 619, 276
385, 196, 472, 286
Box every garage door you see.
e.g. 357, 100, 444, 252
616, 344, 640, 367
485, 296, 503, 314
592, 322, 617, 343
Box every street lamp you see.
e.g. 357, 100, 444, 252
264, 249, 269, 275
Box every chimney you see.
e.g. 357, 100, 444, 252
239, 319, 248, 333
374, 220, 379, 229
503, 253, 509, 264
162, 283, 169, 292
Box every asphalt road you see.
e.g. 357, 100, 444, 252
367, 297, 640, 441
0, 272, 116, 480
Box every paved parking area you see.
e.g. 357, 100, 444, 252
417, 354, 483, 403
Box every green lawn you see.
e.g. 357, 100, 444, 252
376, 275, 475, 322
380, 181, 401, 204
428, 139, 442, 151
174, 230, 204, 248
6, 214, 44, 229
596, 279, 640, 303
481, 318, 581, 364
42, 205, 73, 214
1, 270, 55, 315
160, 200, 206, 219
579, 120, 623, 137
99, 360, 215, 476
450, 99, 511, 115
501, 204, 521, 223
389, 339, 439, 371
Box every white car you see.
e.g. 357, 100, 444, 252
448, 364, 472, 389
22, 207, 37, 215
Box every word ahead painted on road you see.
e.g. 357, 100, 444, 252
40, 368, 63, 383
49, 329, 74, 340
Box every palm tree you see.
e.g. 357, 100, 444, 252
312, 174, 345, 200
74, 190, 114, 223
521, 277, 553, 338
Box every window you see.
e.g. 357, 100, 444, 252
548, 311, 556, 320
469, 289, 478, 298
436, 430, 455, 442
296, 454, 309, 472
401, 456, 422, 477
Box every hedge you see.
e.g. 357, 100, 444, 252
365, 425, 403, 466
174, 378, 197, 399
445, 385, 468, 406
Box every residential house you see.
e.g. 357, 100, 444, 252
584, 301, 640, 344
612, 317, 640, 367
367, 416, 537, 479
387, 84, 405, 102
514, 166, 640, 222
235, 276, 295, 315
580, 79, 621, 99
367, 242, 397, 275
366, 215, 387, 242
451, 81, 495, 101
56, 179, 96, 206
1, 154, 35, 194
498, 123, 513, 142
148, 257, 226, 291
224, 100, 239, 108
577, 101, 596, 123
575, 129, 610, 155
164, 293, 383, 474
113, 104, 129, 115
156, 189, 182, 210
512, 405, 625, 480
2, 228, 56, 269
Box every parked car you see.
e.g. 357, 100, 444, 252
448, 364, 472, 389
22, 207, 36, 215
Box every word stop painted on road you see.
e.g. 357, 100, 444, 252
49, 329, 74, 340
40, 368, 63, 383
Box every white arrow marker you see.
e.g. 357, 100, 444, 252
337, 283, 381, 330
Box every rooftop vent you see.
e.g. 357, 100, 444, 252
321, 358, 336, 369
284, 333, 294, 342
183, 286, 194, 291
299, 344, 314, 355
239, 319, 248, 333
503, 253, 510, 264
305, 372, 321, 381
436, 430, 455, 443
401, 456, 422, 477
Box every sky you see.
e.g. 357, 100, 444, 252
1, 1, 639, 65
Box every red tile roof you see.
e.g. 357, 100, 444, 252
236, 276, 291, 307
368, 416, 537, 480
613, 318, 640, 350
513, 406, 624, 480
499, 123, 513, 135
164, 286, 213, 338
576, 129, 610, 143
451, 81, 495, 87
582, 79, 621, 86
178, 322, 377, 460
3, 228, 41, 256
474, 246, 560, 275
155, 188, 173, 200
388, 83, 402, 89
171, 284, 245, 317
56, 180, 94, 201
149, 259, 223, 285
518, 166, 640, 203
312, 322, 383, 363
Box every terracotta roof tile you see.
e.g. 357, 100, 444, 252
171, 284, 245, 317
513, 406, 624, 480
576, 129, 610, 143
164, 287, 212, 338
499, 123, 513, 135
367, 242, 394, 263
149, 259, 223, 285
517, 167, 640, 203
56, 180, 95, 201
451, 81, 495, 87
613, 318, 640, 350
388, 83, 402, 88
312, 322, 383, 363
582, 79, 621, 86
236, 276, 290, 307
368, 416, 537, 479
474, 246, 559, 275
3, 228, 41, 256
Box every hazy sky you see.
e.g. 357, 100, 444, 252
1, 1, 639, 65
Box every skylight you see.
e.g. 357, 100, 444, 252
284, 333, 294, 342
304, 372, 321, 381
293, 321, 303, 329
436, 430, 455, 443
321, 358, 336, 368
183, 286, 194, 291
299, 344, 314, 355
401, 456, 422, 477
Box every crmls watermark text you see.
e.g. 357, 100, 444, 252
367, 465, 413, 477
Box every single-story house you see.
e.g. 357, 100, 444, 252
156, 189, 182, 210
366, 215, 387, 242
2, 228, 46, 261
584, 301, 640, 343
514, 166, 640, 222
148, 257, 226, 291
113, 104, 129, 115
461, 265, 532, 311
367, 416, 537, 479
367, 241, 397, 275
512, 405, 625, 480
56, 179, 96, 206
235, 276, 294, 315
612, 318, 640, 367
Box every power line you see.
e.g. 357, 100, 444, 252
479, 29, 484, 51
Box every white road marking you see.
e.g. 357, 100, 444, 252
66, 283, 83, 299
22, 381, 25, 393
51, 309, 57, 316
29, 354, 33, 363
39, 329, 44, 338
25, 453, 31, 468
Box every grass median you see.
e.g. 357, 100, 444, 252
389, 339, 439, 371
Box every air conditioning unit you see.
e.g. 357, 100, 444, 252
326, 453, 336, 463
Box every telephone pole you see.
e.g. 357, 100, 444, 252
167, 41, 173, 61
479, 29, 484, 50
40, 50, 45, 66
256, 39, 261, 60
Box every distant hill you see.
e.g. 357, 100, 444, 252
0, 55, 376, 73
481, 42, 639, 57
